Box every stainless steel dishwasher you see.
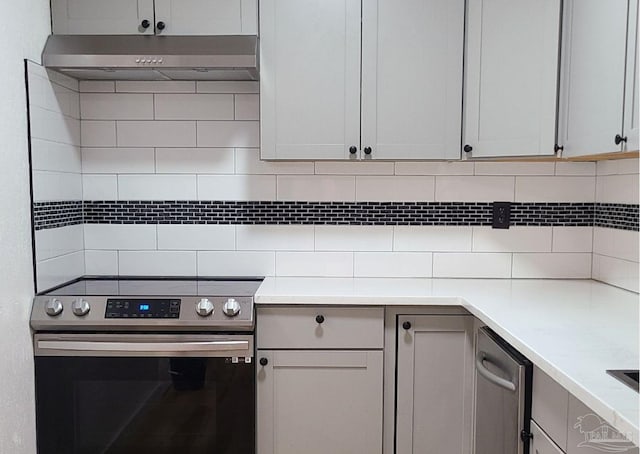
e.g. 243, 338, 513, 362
474, 326, 533, 454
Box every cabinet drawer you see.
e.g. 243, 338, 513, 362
257, 306, 384, 349
531, 421, 564, 454
533, 366, 569, 451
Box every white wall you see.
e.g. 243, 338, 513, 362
0, 1, 50, 453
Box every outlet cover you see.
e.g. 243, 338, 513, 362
492, 202, 511, 229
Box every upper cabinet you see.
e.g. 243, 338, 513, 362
260, 0, 465, 160
558, 0, 639, 156
463, 0, 561, 158
51, 0, 258, 35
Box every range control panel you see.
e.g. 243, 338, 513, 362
105, 299, 181, 319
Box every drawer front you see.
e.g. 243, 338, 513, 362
257, 307, 384, 349
531, 421, 564, 454
532, 366, 569, 451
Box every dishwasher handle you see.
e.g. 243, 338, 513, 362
476, 352, 517, 392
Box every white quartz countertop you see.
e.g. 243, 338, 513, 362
255, 277, 640, 443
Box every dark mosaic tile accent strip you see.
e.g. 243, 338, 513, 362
595, 203, 640, 231
33, 201, 83, 230
34, 200, 639, 231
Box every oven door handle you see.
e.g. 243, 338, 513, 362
37, 339, 251, 355
476, 352, 517, 392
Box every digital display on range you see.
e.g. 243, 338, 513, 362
105, 299, 180, 319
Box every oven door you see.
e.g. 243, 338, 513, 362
34, 333, 255, 454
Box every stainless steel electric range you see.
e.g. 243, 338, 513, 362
30, 276, 263, 454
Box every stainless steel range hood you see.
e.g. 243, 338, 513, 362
42, 35, 259, 81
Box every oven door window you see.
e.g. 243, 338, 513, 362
35, 356, 254, 454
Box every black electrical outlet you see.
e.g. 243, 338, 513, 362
492, 202, 511, 229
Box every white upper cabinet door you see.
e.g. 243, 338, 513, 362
464, 0, 561, 157
260, 0, 362, 160
558, 0, 628, 156
52, 0, 155, 34
154, 0, 258, 35
361, 0, 465, 160
623, 0, 639, 152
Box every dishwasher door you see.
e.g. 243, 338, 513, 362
474, 327, 532, 454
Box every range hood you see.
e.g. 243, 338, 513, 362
42, 35, 259, 81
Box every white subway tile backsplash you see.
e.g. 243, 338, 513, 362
552, 227, 593, 253
475, 162, 555, 176
36, 251, 85, 293
155, 148, 235, 174
197, 121, 259, 147
512, 253, 592, 278
31, 139, 81, 173
235, 148, 314, 175
393, 226, 473, 252
197, 175, 276, 200
276, 252, 354, 277
80, 94, 154, 120
236, 225, 314, 251
79, 81, 115, 93
33, 171, 82, 201
355, 176, 435, 202
315, 226, 393, 251
354, 252, 432, 278
84, 225, 157, 250
593, 227, 639, 262
82, 174, 118, 199
28, 73, 80, 119
119, 251, 197, 276
115, 81, 196, 93
595, 174, 639, 204
81, 120, 116, 147
197, 81, 259, 93
31, 106, 80, 146
555, 162, 596, 176
157, 225, 235, 250
118, 175, 197, 200
82, 148, 155, 174
85, 250, 118, 275
315, 161, 395, 176
515, 176, 596, 202
35, 225, 84, 261
472, 227, 552, 252
596, 158, 639, 176
155, 94, 234, 120
117, 121, 197, 147
198, 251, 275, 276
433, 253, 512, 278
277, 176, 355, 201
435, 176, 515, 202
592, 254, 639, 293
234, 94, 259, 120
45, 69, 79, 92
395, 161, 474, 176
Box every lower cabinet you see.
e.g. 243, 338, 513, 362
532, 421, 564, 454
256, 350, 383, 454
395, 315, 474, 454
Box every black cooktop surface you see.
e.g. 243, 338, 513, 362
42, 276, 263, 297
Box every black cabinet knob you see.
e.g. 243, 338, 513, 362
364, 147, 372, 155
141, 19, 150, 29
259, 358, 268, 366
554, 144, 564, 153
615, 134, 628, 145
315, 315, 325, 324
349, 146, 358, 155
156, 21, 166, 31
402, 321, 411, 330
463, 144, 473, 153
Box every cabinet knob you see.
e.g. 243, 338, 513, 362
349, 146, 358, 155
615, 134, 628, 145
463, 145, 473, 153
141, 19, 150, 29
315, 315, 325, 324
402, 321, 411, 330
363, 147, 372, 155
156, 21, 166, 31
554, 144, 564, 153
259, 358, 268, 366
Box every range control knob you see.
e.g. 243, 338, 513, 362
196, 298, 214, 317
72, 299, 90, 317
223, 298, 241, 317
45, 298, 63, 317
